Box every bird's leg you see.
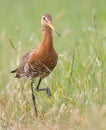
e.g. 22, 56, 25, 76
36, 78, 51, 97
31, 81, 38, 117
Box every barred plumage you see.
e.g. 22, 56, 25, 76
11, 13, 60, 117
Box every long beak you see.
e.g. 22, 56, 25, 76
48, 22, 60, 36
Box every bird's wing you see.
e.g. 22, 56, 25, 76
19, 51, 31, 67
16, 51, 31, 76
11, 51, 31, 78
18, 48, 37, 73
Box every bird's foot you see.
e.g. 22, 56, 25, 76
45, 87, 51, 97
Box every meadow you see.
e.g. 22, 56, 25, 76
0, 0, 106, 129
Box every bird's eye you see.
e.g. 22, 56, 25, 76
43, 17, 48, 22
43, 17, 46, 20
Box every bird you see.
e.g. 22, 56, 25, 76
11, 13, 60, 117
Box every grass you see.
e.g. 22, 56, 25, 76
0, 0, 106, 129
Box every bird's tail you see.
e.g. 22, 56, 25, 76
10, 69, 17, 73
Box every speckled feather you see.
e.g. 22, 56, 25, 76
11, 14, 58, 81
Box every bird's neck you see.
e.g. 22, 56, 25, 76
41, 26, 53, 49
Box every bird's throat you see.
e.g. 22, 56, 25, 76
41, 26, 53, 49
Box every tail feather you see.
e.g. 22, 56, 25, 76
15, 74, 20, 78
10, 69, 17, 73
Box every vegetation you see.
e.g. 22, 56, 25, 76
0, 0, 106, 129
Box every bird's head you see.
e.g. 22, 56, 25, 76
41, 14, 60, 36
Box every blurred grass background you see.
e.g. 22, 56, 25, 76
0, 0, 106, 130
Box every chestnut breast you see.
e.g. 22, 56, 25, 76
25, 43, 58, 79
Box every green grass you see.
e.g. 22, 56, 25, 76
0, 0, 106, 129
